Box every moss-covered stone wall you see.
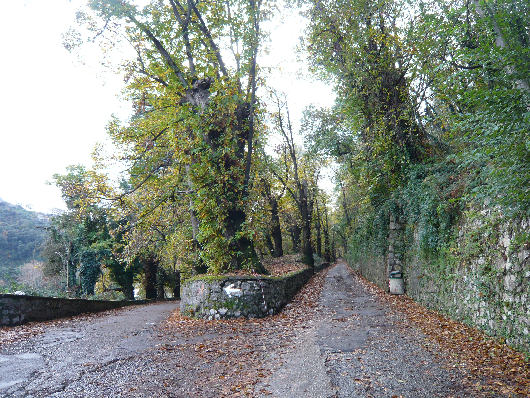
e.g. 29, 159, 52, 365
181, 262, 329, 319
348, 215, 529, 353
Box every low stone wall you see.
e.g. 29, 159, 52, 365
0, 295, 149, 326
181, 263, 329, 320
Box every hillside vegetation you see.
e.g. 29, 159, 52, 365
0, 199, 48, 281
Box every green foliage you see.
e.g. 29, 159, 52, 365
41, 166, 143, 298
72, 0, 272, 274
411, 0, 530, 215
302, 0, 528, 269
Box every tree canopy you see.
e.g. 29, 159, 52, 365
29, 0, 528, 299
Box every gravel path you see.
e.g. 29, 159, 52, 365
0, 301, 179, 397
258, 261, 472, 397
1, 262, 510, 397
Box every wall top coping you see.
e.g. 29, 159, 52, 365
0, 294, 151, 305
182, 266, 312, 286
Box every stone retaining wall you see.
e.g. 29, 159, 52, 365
181, 262, 329, 319
348, 214, 529, 353
0, 295, 149, 326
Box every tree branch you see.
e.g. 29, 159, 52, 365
189, 2, 228, 76
244, 0, 261, 189
168, 0, 196, 76
126, 12, 189, 88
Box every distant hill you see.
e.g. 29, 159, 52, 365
0, 199, 49, 280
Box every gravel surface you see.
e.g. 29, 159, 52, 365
0, 301, 179, 397
1, 262, 516, 397
257, 261, 473, 397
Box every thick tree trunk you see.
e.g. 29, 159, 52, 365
172, 271, 180, 299
265, 233, 274, 255
290, 225, 301, 252
143, 256, 158, 300
185, 79, 264, 273
270, 198, 283, 257
122, 284, 134, 301
225, 207, 267, 274
156, 268, 165, 300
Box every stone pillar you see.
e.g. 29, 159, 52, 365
387, 213, 403, 274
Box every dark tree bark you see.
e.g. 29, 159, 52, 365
261, 177, 284, 257
265, 233, 274, 255
323, 207, 332, 262
172, 271, 181, 299
314, 199, 323, 259
339, 180, 351, 226
290, 225, 301, 252
270, 197, 283, 257
300, 180, 314, 268
156, 267, 165, 300
122, 284, 134, 301
143, 256, 158, 300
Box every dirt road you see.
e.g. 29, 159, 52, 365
257, 261, 470, 397
0, 301, 179, 397
1, 262, 526, 397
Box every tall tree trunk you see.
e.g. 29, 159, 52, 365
323, 207, 332, 262
172, 271, 181, 299
340, 181, 351, 226
265, 233, 274, 255
290, 225, 301, 252
156, 268, 165, 300
225, 207, 267, 273
123, 283, 134, 301
143, 256, 158, 300
187, 80, 264, 274
315, 200, 322, 259
300, 180, 314, 269
270, 198, 283, 257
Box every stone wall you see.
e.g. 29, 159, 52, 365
181, 263, 329, 320
0, 295, 149, 326
348, 215, 529, 353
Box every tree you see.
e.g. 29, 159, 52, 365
303, 0, 431, 202
256, 161, 285, 257
43, 166, 143, 297
269, 93, 320, 268
410, 0, 530, 213
73, 0, 272, 274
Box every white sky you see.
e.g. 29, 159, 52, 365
0, 0, 334, 213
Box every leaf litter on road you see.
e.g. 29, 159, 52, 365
348, 268, 529, 397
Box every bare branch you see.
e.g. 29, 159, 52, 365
189, 2, 228, 76
168, 0, 196, 76
126, 12, 189, 88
